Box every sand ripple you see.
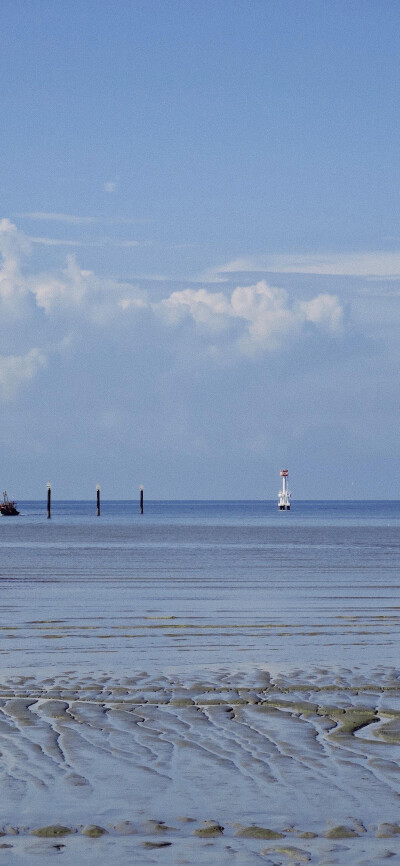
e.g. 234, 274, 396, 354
0, 666, 399, 864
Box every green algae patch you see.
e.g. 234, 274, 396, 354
81, 825, 108, 838
169, 698, 195, 707
376, 822, 400, 837
288, 701, 318, 715
333, 708, 378, 735
318, 705, 345, 718
325, 825, 360, 839
236, 826, 285, 839
255, 703, 282, 715
31, 825, 75, 838
196, 698, 239, 707
298, 831, 318, 839
373, 718, 400, 744
194, 822, 224, 837
318, 706, 378, 736
262, 846, 311, 861
271, 700, 318, 716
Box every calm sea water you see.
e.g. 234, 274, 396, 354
0, 500, 399, 674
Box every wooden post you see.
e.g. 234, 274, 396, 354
47, 482, 51, 519
96, 484, 100, 516
140, 485, 144, 515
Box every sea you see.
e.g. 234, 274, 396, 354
0, 500, 399, 863
1, 499, 399, 674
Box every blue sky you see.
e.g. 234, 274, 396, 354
0, 0, 399, 498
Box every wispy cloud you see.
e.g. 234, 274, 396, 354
31, 237, 87, 247
217, 251, 400, 278
20, 212, 99, 225
31, 236, 141, 249
19, 212, 149, 226
104, 181, 117, 193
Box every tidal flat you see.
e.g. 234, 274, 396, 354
1, 500, 400, 863
0, 668, 400, 864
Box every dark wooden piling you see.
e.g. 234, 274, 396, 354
47, 483, 51, 519
140, 485, 144, 514
96, 484, 100, 516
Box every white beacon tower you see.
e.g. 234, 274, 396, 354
278, 469, 291, 510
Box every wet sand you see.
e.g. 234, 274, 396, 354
0, 666, 400, 863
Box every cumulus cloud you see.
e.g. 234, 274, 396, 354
0, 218, 30, 281
0, 219, 33, 316
31, 255, 90, 312
0, 219, 347, 404
118, 297, 147, 311
231, 282, 300, 351
157, 280, 343, 352
0, 348, 46, 399
159, 288, 231, 330
0, 219, 344, 346
0, 220, 88, 318
299, 293, 343, 332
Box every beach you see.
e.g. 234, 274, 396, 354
0, 500, 399, 864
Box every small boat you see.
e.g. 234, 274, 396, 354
0, 491, 19, 516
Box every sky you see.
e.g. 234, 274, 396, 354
0, 0, 399, 499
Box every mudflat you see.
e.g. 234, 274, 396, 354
0, 667, 400, 864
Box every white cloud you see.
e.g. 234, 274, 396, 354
118, 297, 147, 311
158, 288, 231, 329
0, 222, 136, 324
104, 181, 117, 193
20, 212, 147, 226
232, 282, 301, 352
20, 212, 98, 225
0, 218, 346, 408
0, 218, 31, 281
157, 280, 343, 352
0, 348, 46, 399
27, 255, 146, 325
218, 251, 400, 278
31, 255, 90, 312
299, 293, 343, 332
31, 237, 86, 247
0, 219, 32, 316
31, 236, 141, 249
